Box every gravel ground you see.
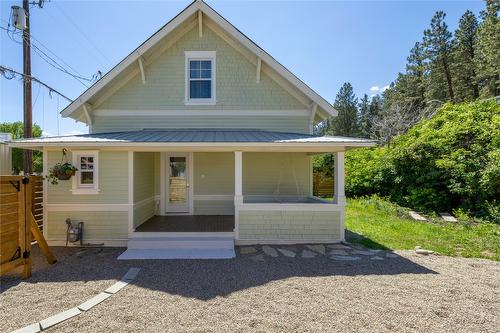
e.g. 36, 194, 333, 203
1, 245, 499, 333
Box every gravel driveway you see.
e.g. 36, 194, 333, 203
1, 245, 499, 333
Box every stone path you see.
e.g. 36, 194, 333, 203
237, 243, 402, 261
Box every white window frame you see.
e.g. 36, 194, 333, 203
184, 51, 216, 105
71, 150, 99, 195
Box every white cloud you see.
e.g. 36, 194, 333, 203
381, 85, 390, 92
63, 130, 84, 136
370, 86, 380, 92
41, 131, 53, 137
369, 84, 390, 95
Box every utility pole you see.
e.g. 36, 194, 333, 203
22, 0, 32, 175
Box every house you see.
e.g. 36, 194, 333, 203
10, 0, 374, 259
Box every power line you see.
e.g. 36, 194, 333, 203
52, 1, 113, 66
0, 65, 73, 102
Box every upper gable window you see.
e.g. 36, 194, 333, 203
185, 51, 216, 105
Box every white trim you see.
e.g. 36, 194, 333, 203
309, 103, 317, 134
198, 10, 203, 37
92, 109, 310, 117
184, 51, 216, 105
165, 152, 192, 214
45, 204, 130, 212
71, 150, 99, 195
82, 104, 92, 126
60, 1, 337, 119
128, 151, 134, 234
235, 239, 342, 246
237, 202, 343, 211
188, 152, 194, 215
42, 148, 48, 239
138, 57, 146, 84
334, 151, 346, 205
130, 231, 234, 239
256, 57, 261, 83
160, 152, 166, 215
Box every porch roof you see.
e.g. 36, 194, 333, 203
9, 129, 375, 152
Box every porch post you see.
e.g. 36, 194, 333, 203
128, 151, 134, 235
234, 151, 243, 239
333, 151, 345, 205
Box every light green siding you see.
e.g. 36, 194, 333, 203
194, 152, 234, 195
243, 153, 311, 196
194, 200, 234, 215
99, 26, 305, 111
47, 211, 128, 240
133, 152, 155, 227
47, 151, 128, 204
134, 152, 155, 202
92, 115, 309, 134
238, 210, 341, 240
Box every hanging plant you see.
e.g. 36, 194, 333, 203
45, 149, 78, 185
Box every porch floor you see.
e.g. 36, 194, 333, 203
135, 215, 235, 233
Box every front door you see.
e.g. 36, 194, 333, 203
167, 154, 190, 213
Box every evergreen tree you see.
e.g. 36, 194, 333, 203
358, 94, 371, 138
423, 11, 455, 102
453, 10, 479, 101
405, 42, 427, 107
475, 0, 500, 97
328, 82, 359, 136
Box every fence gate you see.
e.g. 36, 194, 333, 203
0, 176, 32, 278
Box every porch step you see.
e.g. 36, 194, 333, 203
118, 235, 235, 260
117, 248, 235, 260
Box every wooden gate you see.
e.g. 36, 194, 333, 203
0, 176, 32, 278
313, 173, 334, 197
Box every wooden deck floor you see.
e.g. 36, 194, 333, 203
135, 215, 235, 232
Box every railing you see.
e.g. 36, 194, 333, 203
31, 175, 44, 232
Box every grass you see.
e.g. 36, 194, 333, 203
341, 196, 500, 261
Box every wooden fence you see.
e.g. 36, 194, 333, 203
0, 175, 55, 278
0, 176, 32, 278
313, 173, 334, 198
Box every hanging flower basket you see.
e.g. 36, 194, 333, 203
45, 149, 78, 185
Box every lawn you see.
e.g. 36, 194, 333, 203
343, 196, 500, 261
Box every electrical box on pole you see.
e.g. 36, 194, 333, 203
11, 5, 27, 30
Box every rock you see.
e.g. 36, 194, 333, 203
369, 249, 383, 253
239, 247, 257, 255
329, 249, 349, 256
330, 255, 361, 261
262, 246, 279, 258
249, 254, 265, 262
306, 244, 326, 254
439, 212, 458, 222
277, 248, 296, 258
386, 253, 398, 258
371, 256, 384, 260
300, 250, 318, 258
415, 248, 434, 255
75, 250, 86, 257
352, 250, 375, 256
328, 243, 352, 250
409, 211, 427, 221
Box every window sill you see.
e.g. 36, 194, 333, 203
71, 188, 100, 195
184, 100, 216, 106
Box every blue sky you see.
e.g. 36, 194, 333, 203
0, 0, 485, 137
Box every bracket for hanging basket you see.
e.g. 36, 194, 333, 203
45, 149, 78, 184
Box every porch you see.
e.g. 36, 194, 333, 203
135, 215, 235, 233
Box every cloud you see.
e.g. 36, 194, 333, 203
63, 130, 85, 136
369, 84, 390, 95
370, 86, 380, 92
41, 131, 52, 137
381, 85, 390, 92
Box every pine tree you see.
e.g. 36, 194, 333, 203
406, 41, 427, 107
358, 94, 371, 137
475, 0, 500, 97
328, 82, 359, 136
423, 11, 455, 102
453, 10, 479, 101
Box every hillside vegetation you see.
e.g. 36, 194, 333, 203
345, 100, 500, 222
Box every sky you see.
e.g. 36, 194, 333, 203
0, 0, 485, 137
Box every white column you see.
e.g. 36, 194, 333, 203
234, 151, 243, 204
234, 151, 243, 240
333, 151, 345, 205
128, 151, 134, 235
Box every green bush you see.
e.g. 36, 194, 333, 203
344, 100, 500, 222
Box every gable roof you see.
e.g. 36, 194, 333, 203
61, 0, 337, 121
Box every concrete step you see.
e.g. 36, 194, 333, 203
127, 236, 234, 250
117, 248, 235, 260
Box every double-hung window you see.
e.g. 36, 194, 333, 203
72, 151, 99, 194
185, 51, 216, 105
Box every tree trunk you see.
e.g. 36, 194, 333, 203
442, 58, 455, 102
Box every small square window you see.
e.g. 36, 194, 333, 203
72, 151, 99, 194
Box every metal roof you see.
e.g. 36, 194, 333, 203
11, 129, 375, 145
